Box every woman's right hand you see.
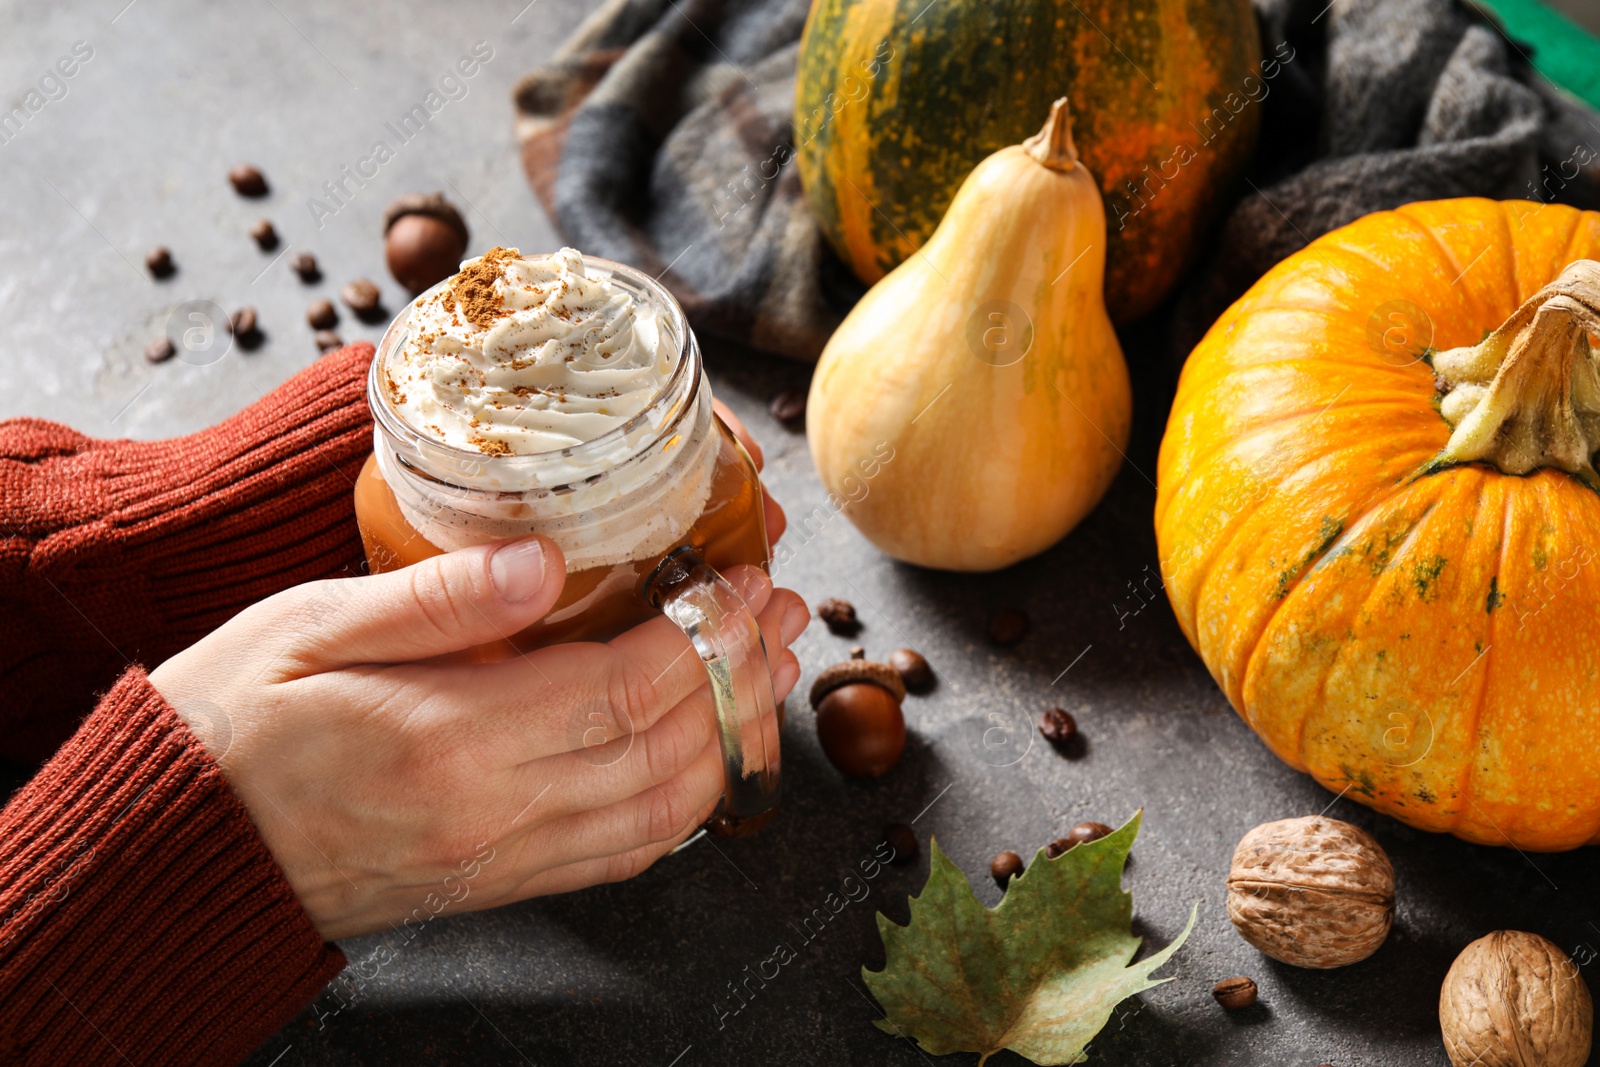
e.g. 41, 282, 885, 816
147, 535, 806, 943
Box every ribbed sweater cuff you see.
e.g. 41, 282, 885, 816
56, 341, 378, 623
0, 343, 375, 765
0, 669, 346, 1066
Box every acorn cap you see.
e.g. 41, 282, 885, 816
809, 657, 906, 708
382, 192, 469, 248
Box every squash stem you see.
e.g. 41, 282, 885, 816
1023, 97, 1078, 173
1434, 259, 1600, 475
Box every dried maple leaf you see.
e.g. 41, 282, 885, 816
862, 811, 1194, 1065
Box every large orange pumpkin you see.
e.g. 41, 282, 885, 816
1156, 198, 1600, 851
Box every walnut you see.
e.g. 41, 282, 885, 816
1225, 815, 1394, 969
1439, 930, 1592, 1067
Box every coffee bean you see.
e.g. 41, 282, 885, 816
884, 823, 918, 865
341, 278, 383, 320
768, 387, 807, 425
817, 597, 861, 637
144, 246, 174, 279
1038, 707, 1076, 748
888, 648, 933, 694
1064, 821, 1113, 847
228, 307, 261, 349
306, 299, 338, 330
290, 252, 320, 282
249, 218, 278, 250
1212, 976, 1258, 1011
144, 337, 175, 363
314, 330, 344, 353
1045, 821, 1115, 859
988, 607, 1029, 646
990, 850, 1024, 887
228, 164, 268, 197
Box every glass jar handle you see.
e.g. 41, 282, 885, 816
648, 547, 781, 833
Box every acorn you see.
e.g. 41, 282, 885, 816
383, 193, 469, 294
810, 648, 907, 778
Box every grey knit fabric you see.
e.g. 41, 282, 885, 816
514, 0, 841, 361
1175, 0, 1600, 356
513, 0, 1600, 364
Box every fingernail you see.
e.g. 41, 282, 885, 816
781, 597, 810, 644
489, 537, 548, 603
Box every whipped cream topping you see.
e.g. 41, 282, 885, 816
371, 247, 719, 570
382, 246, 674, 455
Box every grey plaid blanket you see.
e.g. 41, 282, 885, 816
514, 0, 1600, 364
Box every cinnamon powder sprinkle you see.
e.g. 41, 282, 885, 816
471, 436, 513, 457
450, 245, 521, 330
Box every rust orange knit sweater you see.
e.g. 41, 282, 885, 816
0, 343, 374, 1065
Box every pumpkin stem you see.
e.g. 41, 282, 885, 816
1023, 97, 1078, 173
1435, 259, 1600, 476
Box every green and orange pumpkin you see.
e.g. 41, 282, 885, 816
1157, 198, 1600, 851
794, 0, 1263, 323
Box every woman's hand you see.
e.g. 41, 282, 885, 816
148, 536, 806, 942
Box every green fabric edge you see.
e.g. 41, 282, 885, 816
1468, 0, 1600, 111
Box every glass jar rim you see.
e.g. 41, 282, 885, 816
366, 252, 701, 493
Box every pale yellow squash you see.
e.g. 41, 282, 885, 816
806, 99, 1132, 571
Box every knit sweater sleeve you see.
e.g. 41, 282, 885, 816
0, 668, 346, 1065
0, 343, 375, 765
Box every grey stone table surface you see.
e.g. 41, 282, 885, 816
3, 2, 1600, 1065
